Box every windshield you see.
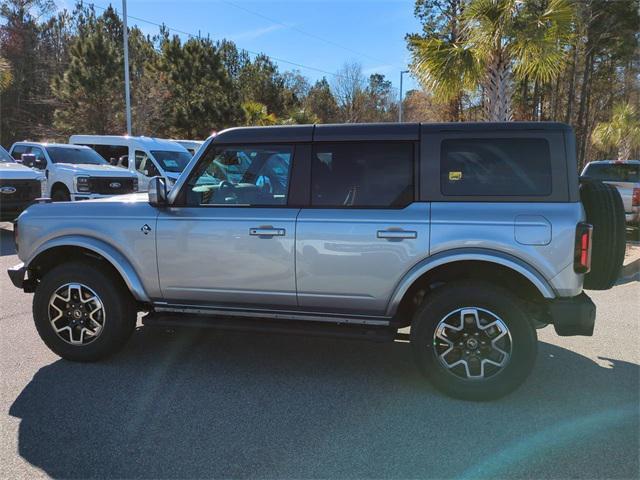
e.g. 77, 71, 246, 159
46, 146, 108, 165
151, 150, 192, 173
0, 146, 14, 163
583, 163, 640, 183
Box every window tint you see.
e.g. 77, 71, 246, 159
150, 150, 192, 173
0, 146, 13, 163
46, 146, 106, 165
583, 163, 639, 183
11, 145, 27, 160
186, 145, 293, 206
441, 138, 552, 196
311, 142, 414, 208
135, 151, 159, 178
86, 144, 128, 165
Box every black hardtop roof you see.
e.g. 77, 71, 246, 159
212, 122, 572, 144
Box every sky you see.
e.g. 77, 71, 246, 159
62, 0, 422, 94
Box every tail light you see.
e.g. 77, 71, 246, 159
574, 222, 593, 274
632, 187, 640, 207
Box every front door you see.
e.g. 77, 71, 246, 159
156, 143, 298, 308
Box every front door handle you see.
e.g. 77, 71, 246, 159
250, 227, 286, 237
377, 229, 417, 240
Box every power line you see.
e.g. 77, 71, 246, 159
87, 1, 345, 79
219, 0, 385, 64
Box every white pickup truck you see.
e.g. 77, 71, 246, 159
9, 142, 138, 202
0, 145, 45, 221
582, 160, 640, 231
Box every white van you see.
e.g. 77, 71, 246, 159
69, 135, 192, 191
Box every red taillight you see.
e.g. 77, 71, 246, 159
632, 187, 640, 207
574, 223, 593, 274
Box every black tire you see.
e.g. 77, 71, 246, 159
51, 185, 71, 202
410, 281, 537, 401
580, 181, 626, 290
33, 261, 137, 362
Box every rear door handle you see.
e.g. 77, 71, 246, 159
250, 227, 286, 237
377, 230, 417, 240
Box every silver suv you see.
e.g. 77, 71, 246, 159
7, 123, 626, 400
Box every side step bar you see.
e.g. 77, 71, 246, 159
143, 313, 403, 343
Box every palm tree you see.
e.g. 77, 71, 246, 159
409, 0, 573, 121
241, 102, 278, 126
592, 102, 640, 161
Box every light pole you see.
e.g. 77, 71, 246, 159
398, 70, 409, 123
122, 0, 132, 135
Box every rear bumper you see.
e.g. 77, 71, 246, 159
625, 209, 639, 225
548, 293, 596, 336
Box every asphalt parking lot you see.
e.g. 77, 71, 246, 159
0, 224, 638, 479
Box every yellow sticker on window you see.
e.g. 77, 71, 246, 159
449, 171, 462, 181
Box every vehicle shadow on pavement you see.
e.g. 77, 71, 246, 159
9, 328, 640, 479
0, 225, 15, 256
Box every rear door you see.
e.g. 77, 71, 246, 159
296, 139, 430, 316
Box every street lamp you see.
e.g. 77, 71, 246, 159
122, 0, 132, 135
399, 70, 409, 123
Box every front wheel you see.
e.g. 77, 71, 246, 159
33, 261, 137, 361
410, 281, 537, 400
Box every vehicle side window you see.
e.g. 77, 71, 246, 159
135, 151, 159, 178
28, 147, 47, 164
440, 138, 552, 196
89, 145, 128, 165
185, 145, 293, 207
11, 145, 27, 160
311, 142, 414, 208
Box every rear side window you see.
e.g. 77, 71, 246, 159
311, 142, 414, 208
583, 163, 639, 183
441, 138, 552, 196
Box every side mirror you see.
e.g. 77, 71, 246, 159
148, 176, 167, 207
21, 153, 36, 167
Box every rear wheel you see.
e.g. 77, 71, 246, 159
33, 262, 136, 361
411, 281, 537, 400
580, 180, 626, 290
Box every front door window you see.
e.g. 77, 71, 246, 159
185, 145, 293, 206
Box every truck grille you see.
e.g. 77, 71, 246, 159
89, 177, 135, 195
0, 179, 41, 201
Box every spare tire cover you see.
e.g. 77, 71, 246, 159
580, 180, 626, 290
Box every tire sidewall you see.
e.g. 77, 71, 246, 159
411, 282, 537, 400
33, 262, 135, 361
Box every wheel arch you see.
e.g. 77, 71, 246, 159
50, 181, 69, 193
386, 248, 556, 319
25, 236, 151, 303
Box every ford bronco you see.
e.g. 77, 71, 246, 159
7, 123, 626, 400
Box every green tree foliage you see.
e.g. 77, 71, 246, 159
52, 5, 125, 135
156, 35, 241, 137
305, 78, 339, 123
242, 101, 278, 126
409, 0, 574, 122
592, 103, 640, 162
407, 0, 639, 164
